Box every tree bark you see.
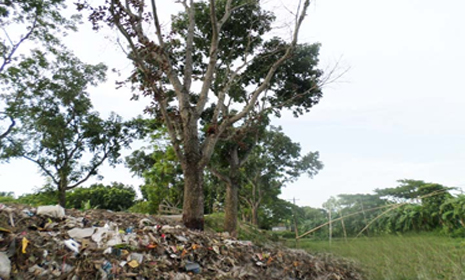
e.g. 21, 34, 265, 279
251, 205, 259, 226
181, 112, 205, 230
182, 163, 204, 230
224, 180, 239, 237
57, 172, 68, 207
223, 146, 242, 237
58, 186, 66, 208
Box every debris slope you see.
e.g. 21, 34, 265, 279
0, 204, 364, 279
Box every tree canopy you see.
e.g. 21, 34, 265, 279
0, 0, 80, 142
79, 0, 321, 230
1, 48, 132, 206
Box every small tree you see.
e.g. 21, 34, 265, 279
240, 126, 323, 226
1, 49, 132, 207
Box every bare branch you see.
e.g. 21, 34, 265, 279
155, 91, 185, 163
67, 153, 109, 189
0, 114, 14, 139
195, 0, 221, 114
21, 155, 59, 186
208, 166, 231, 185
151, 0, 166, 48
183, 0, 195, 92
0, 16, 38, 73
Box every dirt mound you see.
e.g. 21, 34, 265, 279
0, 203, 364, 279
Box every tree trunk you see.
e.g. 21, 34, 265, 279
181, 113, 205, 230
182, 164, 204, 230
58, 185, 66, 207
251, 206, 259, 226
223, 146, 243, 237
224, 181, 239, 237
58, 174, 68, 208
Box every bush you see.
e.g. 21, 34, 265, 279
128, 201, 153, 214
0, 192, 16, 203
17, 186, 58, 206
67, 182, 136, 211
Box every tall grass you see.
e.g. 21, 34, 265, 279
288, 234, 465, 280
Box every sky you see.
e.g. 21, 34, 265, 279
1, 0, 465, 208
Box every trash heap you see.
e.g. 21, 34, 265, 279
0, 203, 364, 280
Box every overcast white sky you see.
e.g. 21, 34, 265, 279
1, 0, 465, 208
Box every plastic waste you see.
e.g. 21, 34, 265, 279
175, 235, 188, 242
0, 252, 11, 280
68, 227, 95, 240
21, 237, 29, 254
28, 264, 45, 275
127, 259, 139, 268
64, 239, 80, 254
22, 209, 34, 217
91, 227, 110, 247
129, 253, 144, 264
102, 260, 112, 273
36, 205, 65, 218
185, 261, 201, 274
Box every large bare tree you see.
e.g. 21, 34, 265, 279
79, 0, 316, 230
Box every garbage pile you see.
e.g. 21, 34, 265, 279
0, 203, 364, 279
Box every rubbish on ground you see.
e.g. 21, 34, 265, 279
67, 227, 95, 240
36, 205, 65, 218
127, 259, 139, 268
185, 261, 201, 274
21, 237, 29, 254
0, 203, 364, 279
0, 252, 11, 280
64, 239, 80, 254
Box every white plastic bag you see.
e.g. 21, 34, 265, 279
67, 228, 95, 240
0, 252, 11, 279
36, 205, 65, 218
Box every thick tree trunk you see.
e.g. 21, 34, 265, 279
182, 162, 204, 230
224, 181, 239, 237
57, 174, 68, 207
58, 186, 66, 207
181, 113, 205, 230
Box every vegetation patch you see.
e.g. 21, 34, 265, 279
289, 234, 465, 280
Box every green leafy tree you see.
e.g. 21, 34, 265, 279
210, 41, 323, 235
0, 0, 79, 143
440, 195, 465, 235
207, 119, 265, 236
1, 50, 132, 207
0, 191, 15, 203
16, 181, 59, 206
126, 120, 185, 214
126, 119, 223, 215
259, 198, 295, 230
240, 126, 323, 227
334, 193, 388, 236
298, 206, 328, 239
376, 179, 453, 231
80, 0, 319, 230
67, 182, 136, 211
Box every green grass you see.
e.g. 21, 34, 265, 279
288, 234, 465, 280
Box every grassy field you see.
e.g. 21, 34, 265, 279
287, 234, 465, 280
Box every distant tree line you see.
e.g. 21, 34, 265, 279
296, 180, 465, 238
